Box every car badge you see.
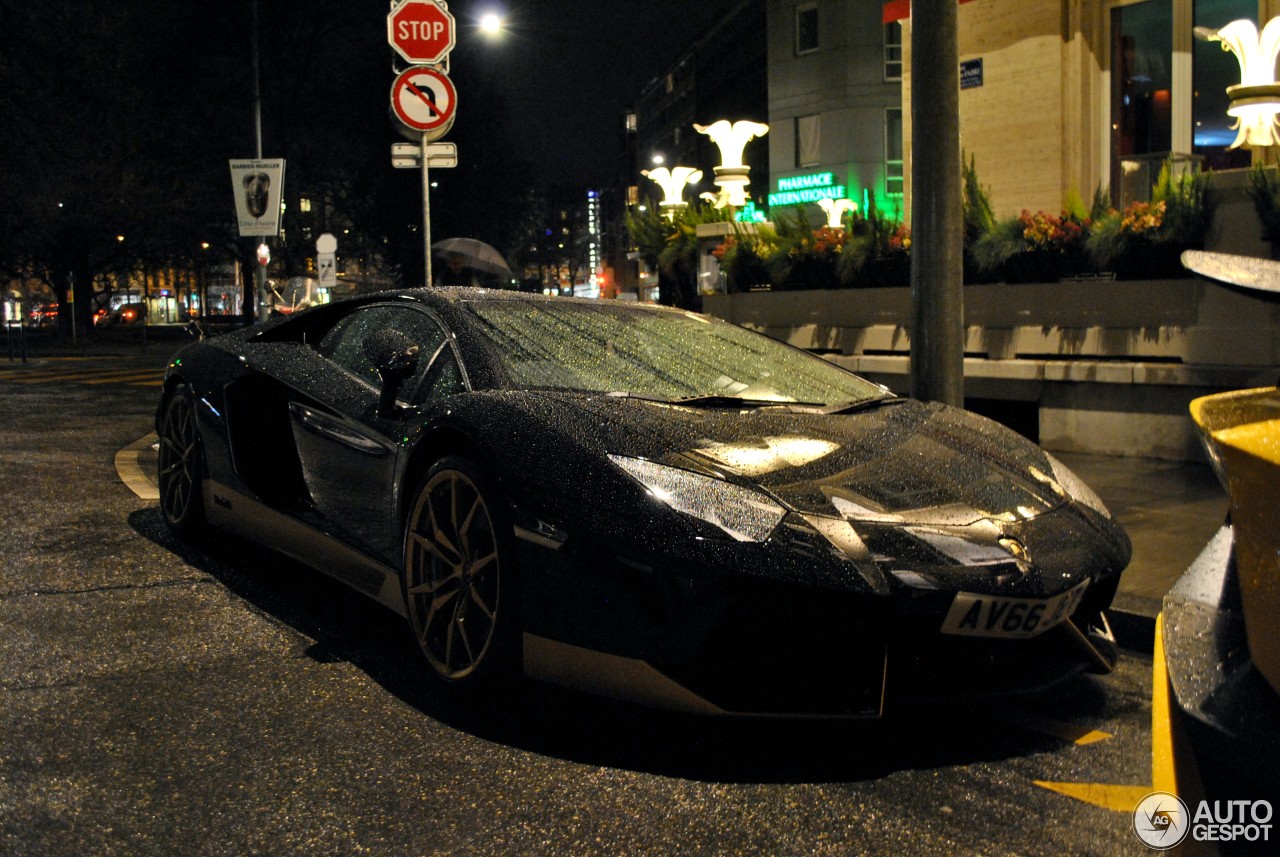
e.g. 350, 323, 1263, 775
999, 536, 1030, 568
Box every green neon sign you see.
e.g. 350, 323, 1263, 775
769, 171, 847, 207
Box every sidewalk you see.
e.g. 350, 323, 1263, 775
4, 323, 192, 363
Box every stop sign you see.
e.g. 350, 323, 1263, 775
388, 0, 456, 65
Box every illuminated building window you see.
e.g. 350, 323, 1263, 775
885, 108, 904, 197
884, 21, 903, 81
796, 3, 818, 56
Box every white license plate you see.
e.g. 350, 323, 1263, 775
940, 580, 1089, 639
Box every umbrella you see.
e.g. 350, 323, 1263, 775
431, 237, 513, 277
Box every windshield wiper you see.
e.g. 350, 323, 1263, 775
822, 395, 904, 415
605, 392, 825, 409
673, 394, 827, 409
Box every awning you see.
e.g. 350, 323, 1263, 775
884, 0, 979, 25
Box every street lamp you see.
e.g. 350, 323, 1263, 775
478, 11, 503, 36
642, 166, 703, 219
1203, 18, 1280, 148
693, 120, 769, 210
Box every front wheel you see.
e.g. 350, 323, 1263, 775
402, 456, 518, 690
157, 385, 205, 538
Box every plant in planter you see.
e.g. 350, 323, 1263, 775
763, 208, 844, 290
838, 203, 911, 287
963, 153, 997, 283
713, 222, 777, 292
1086, 160, 1209, 279
973, 208, 1090, 283
625, 202, 725, 307
1245, 164, 1280, 251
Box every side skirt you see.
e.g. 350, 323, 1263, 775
204, 480, 408, 617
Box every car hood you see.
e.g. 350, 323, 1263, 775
557, 394, 1076, 526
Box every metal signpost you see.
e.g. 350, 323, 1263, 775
387, 0, 458, 287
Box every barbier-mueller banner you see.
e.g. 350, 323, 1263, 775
229, 159, 286, 237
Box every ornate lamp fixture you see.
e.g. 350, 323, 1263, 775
817, 198, 858, 228
693, 120, 769, 209
641, 166, 703, 219
1206, 18, 1280, 148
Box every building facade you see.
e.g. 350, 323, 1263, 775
766, 0, 906, 220
898, 0, 1274, 218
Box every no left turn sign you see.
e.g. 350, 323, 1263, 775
390, 66, 457, 140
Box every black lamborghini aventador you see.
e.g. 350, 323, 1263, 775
156, 287, 1130, 716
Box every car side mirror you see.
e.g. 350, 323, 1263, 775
363, 329, 420, 417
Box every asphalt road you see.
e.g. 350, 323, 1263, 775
1, 355, 1160, 856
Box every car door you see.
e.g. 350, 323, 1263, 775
288, 303, 452, 563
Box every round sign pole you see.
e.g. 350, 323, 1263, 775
421, 134, 432, 286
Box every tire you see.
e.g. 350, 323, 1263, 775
157, 385, 206, 538
402, 456, 519, 691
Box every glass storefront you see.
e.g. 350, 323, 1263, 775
1109, 0, 1258, 201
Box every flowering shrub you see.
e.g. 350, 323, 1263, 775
1020, 209, 1087, 252
1117, 200, 1165, 235
888, 225, 912, 252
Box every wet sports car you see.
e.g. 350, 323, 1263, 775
157, 288, 1130, 716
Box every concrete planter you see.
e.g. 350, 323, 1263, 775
703, 279, 1280, 366
703, 280, 1280, 461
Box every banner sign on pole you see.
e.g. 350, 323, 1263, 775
229, 159, 286, 237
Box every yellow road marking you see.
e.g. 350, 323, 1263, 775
0, 367, 160, 385
1033, 612, 1205, 813
1033, 781, 1151, 812
81, 372, 164, 385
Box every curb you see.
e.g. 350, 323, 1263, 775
116, 432, 159, 501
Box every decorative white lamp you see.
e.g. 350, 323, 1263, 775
641, 166, 703, 219
693, 120, 769, 209
1206, 18, 1280, 148
817, 198, 858, 228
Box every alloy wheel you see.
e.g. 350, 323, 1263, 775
158, 390, 202, 532
404, 465, 502, 681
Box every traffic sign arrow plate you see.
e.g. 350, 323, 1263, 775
390, 66, 457, 140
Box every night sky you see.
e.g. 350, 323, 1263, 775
454, 0, 743, 184
0, 0, 747, 289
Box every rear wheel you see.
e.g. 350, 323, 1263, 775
403, 457, 518, 690
157, 385, 205, 537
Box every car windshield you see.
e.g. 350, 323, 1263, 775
463, 300, 886, 407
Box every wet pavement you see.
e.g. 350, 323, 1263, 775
1, 327, 1253, 855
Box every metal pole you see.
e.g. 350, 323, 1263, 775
909, 0, 964, 407
252, 0, 263, 161
68, 272, 77, 348
422, 133, 433, 286
246, 0, 264, 326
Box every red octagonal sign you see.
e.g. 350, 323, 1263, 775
388, 0, 456, 65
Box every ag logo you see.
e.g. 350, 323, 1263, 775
1133, 791, 1190, 849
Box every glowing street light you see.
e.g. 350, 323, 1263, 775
479, 11, 503, 36
693, 119, 769, 209
1205, 17, 1280, 148
642, 166, 703, 218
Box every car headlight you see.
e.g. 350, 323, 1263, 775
1045, 453, 1111, 518
608, 454, 787, 542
